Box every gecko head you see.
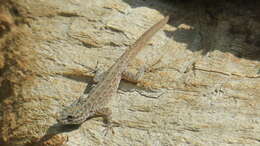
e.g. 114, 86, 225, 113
56, 106, 86, 125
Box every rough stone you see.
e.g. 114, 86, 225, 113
0, 0, 259, 145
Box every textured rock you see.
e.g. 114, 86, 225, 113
0, 0, 259, 145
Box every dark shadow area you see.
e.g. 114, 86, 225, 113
27, 124, 81, 146
35, 114, 115, 145
0, 79, 13, 102
123, 0, 260, 60
0, 54, 17, 103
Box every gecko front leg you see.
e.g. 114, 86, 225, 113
94, 108, 119, 135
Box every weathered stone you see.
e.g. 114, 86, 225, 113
0, 0, 259, 145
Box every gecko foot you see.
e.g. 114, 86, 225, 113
102, 121, 120, 136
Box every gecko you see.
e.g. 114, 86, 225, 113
57, 16, 169, 132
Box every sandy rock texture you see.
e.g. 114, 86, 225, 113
0, 0, 259, 145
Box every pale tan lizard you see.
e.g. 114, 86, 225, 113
57, 16, 169, 132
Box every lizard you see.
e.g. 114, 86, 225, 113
56, 16, 169, 132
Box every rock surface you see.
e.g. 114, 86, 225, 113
0, 0, 260, 145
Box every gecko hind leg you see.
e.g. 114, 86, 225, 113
122, 65, 147, 83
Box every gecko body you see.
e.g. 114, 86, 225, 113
57, 16, 169, 127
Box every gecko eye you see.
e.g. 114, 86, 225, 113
67, 115, 74, 120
